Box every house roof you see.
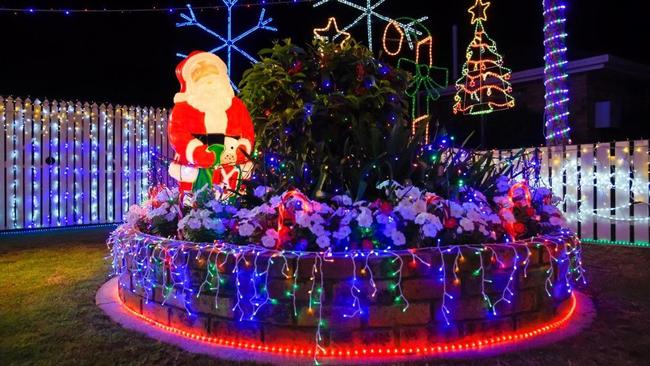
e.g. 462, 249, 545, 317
441, 54, 650, 96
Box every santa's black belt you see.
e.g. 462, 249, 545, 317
192, 133, 241, 146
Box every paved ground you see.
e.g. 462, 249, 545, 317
1, 228, 648, 365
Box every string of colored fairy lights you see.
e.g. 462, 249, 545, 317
580, 238, 650, 249
542, 0, 571, 145
0, 223, 118, 236
109, 227, 585, 361
453, 0, 515, 116
0, 1, 315, 14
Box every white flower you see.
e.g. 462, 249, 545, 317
208, 200, 224, 213
310, 224, 326, 237
261, 229, 279, 248
316, 235, 331, 249
203, 218, 224, 233
310, 213, 325, 225
339, 210, 355, 226
459, 218, 474, 232
126, 205, 146, 226
422, 223, 439, 238
317, 203, 334, 215
430, 216, 443, 230
188, 218, 202, 230
479, 225, 490, 236
496, 176, 510, 193
269, 195, 282, 208
332, 195, 353, 206
396, 186, 421, 199
254, 186, 269, 198
260, 203, 276, 214
395, 200, 417, 221
356, 207, 373, 227
295, 211, 311, 228
499, 208, 515, 223
333, 225, 352, 240
199, 209, 212, 220
165, 211, 177, 221
466, 207, 485, 223
155, 189, 173, 203
549, 216, 565, 226
391, 230, 406, 246
261, 235, 277, 248
488, 214, 502, 224
413, 199, 427, 214
235, 208, 251, 219
415, 212, 431, 225
238, 222, 255, 237
449, 201, 464, 218
493, 195, 512, 208
376, 214, 391, 225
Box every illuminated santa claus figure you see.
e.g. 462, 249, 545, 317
168, 51, 255, 193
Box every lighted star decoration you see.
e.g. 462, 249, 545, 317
468, 0, 491, 24
176, 1, 277, 88
313, 0, 428, 52
313, 17, 352, 46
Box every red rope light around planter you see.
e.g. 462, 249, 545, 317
117, 285, 579, 358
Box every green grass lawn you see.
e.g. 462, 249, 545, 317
1, 228, 650, 365
0, 228, 261, 366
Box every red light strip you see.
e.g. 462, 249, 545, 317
118, 288, 578, 358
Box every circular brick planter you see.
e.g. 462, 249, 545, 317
112, 229, 582, 355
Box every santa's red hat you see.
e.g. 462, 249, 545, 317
174, 51, 231, 103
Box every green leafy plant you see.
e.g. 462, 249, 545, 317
239, 38, 424, 201
239, 38, 532, 204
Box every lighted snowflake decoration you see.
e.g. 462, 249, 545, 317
176, 1, 277, 88
313, 0, 428, 52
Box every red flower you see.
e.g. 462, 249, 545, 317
288, 60, 303, 75
361, 239, 374, 250
379, 201, 392, 215
513, 222, 526, 235
444, 217, 457, 229
525, 207, 535, 216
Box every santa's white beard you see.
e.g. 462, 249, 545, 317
185, 82, 234, 134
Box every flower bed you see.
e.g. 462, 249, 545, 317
110, 227, 584, 355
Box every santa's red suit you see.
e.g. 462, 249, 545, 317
167, 51, 255, 193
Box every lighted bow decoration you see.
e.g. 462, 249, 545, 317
389, 18, 449, 143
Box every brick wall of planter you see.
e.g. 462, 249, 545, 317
117, 240, 575, 349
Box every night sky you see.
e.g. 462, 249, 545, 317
0, 0, 643, 107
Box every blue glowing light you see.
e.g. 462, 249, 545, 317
176, 1, 277, 88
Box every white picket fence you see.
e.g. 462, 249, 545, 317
1, 95, 649, 243
0, 96, 173, 230
490, 141, 650, 243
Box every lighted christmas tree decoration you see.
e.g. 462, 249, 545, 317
176, 2, 277, 87
453, 0, 515, 115
313, 0, 428, 52
543, 0, 571, 145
